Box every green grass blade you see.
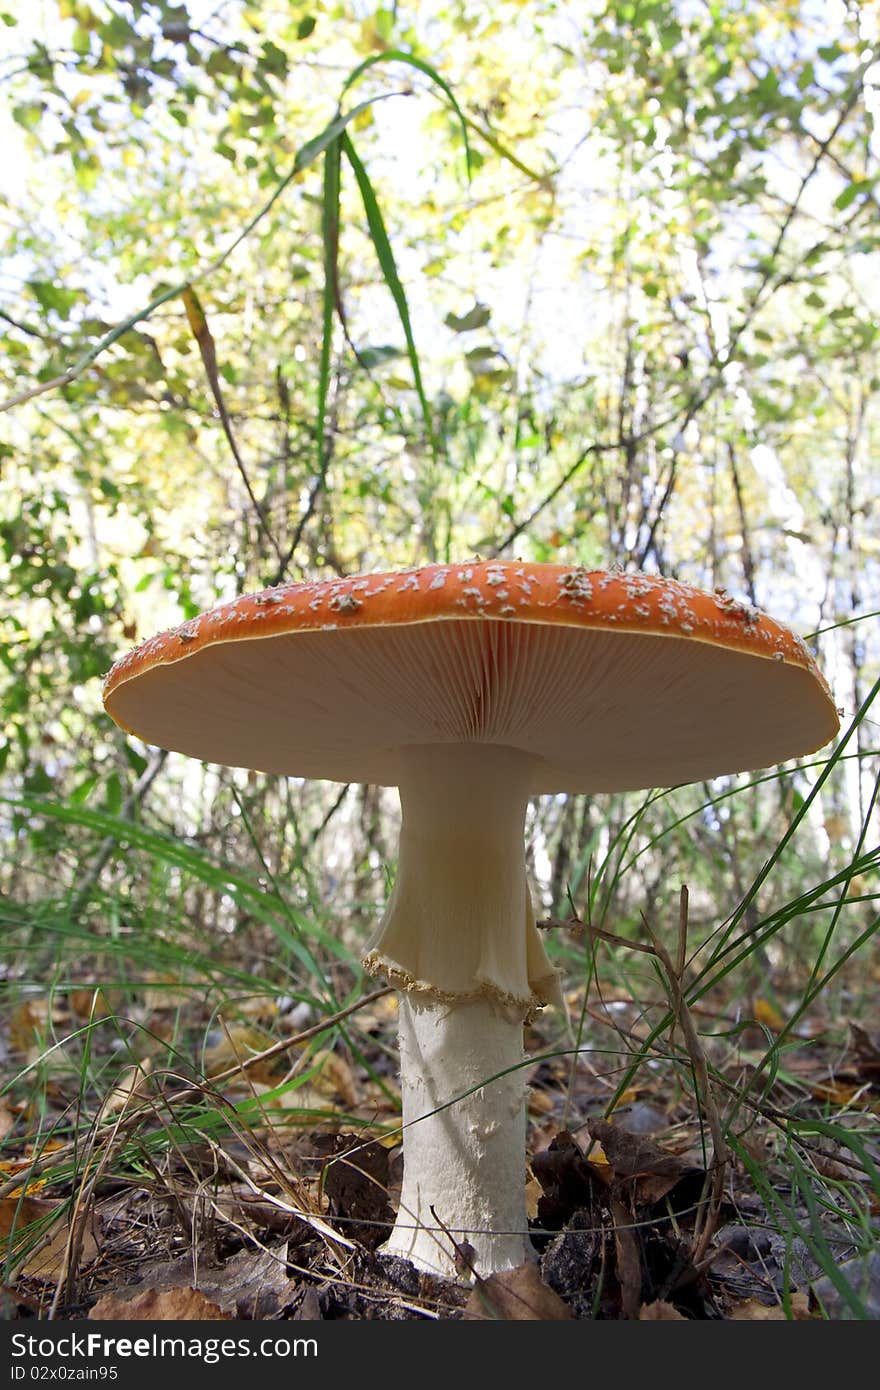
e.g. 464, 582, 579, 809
316, 136, 341, 483
342, 132, 439, 462
340, 49, 473, 179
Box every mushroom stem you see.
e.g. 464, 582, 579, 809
386, 992, 530, 1276
363, 743, 561, 1277
364, 744, 560, 1010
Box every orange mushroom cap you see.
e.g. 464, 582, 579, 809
102, 561, 839, 792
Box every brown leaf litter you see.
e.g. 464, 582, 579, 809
463, 1261, 571, 1320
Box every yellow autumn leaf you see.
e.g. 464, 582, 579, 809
97, 1062, 152, 1121
0, 1160, 48, 1197
608, 1085, 641, 1111
754, 998, 786, 1032
307, 1049, 358, 1107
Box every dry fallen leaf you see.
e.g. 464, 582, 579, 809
362, 1078, 400, 1116
141, 974, 197, 1012
527, 1086, 556, 1116
531, 1130, 595, 1228
9, 998, 67, 1061
203, 1023, 279, 1083
253, 1079, 327, 1116
308, 1048, 358, 1107
0, 1195, 54, 1240
823, 814, 849, 842
587, 1118, 703, 1206
464, 1262, 572, 1320
84, 1240, 297, 1320
97, 1061, 152, 1121
850, 1024, 880, 1081
211, 1243, 295, 1319
1, 1196, 98, 1282
356, 992, 398, 1029
524, 1172, 543, 1221
0, 1162, 47, 1197
90, 1286, 231, 1321
234, 995, 280, 1026
808, 1079, 876, 1111
753, 998, 786, 1032
730, 1292, 810, 1320
294, 1287, 322, 1320
611, 1197, 642, 1320
608, 1085, 641, 1111
640, 1300, 687, 1320
68, 988, 114, 1021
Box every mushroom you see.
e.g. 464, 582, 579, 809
102, 561, 839, 1278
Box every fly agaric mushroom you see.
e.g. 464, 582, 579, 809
102, 561, 839, 1277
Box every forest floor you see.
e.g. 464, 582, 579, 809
1, 968, 879, 1322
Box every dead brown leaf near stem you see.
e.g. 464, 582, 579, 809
530, 1131, 595, 1228
532, 1123, 705, 1227
533, 1127, 710, 1319
586, 1118, 706, 1208
463, 1262, 571, 1320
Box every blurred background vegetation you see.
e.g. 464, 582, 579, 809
0, 0, 878, 1315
